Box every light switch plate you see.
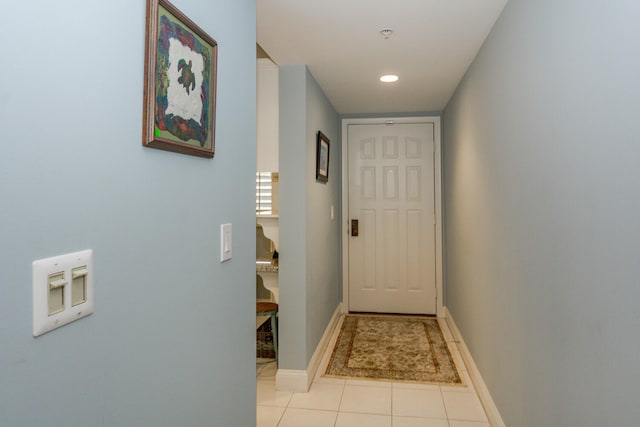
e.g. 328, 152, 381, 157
32, 250, 94, 337
220, 223, 232, 262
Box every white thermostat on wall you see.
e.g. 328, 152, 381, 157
32, 249, 94, 337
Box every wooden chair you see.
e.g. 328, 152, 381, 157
257, 275, 278, 365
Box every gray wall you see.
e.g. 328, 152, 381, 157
279, 66, 341, 370
0, 1, 257, 426
279, 66, 308, 369
304, 68, 342, 360
443, 0, 640, 425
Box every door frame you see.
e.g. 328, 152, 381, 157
341, 116, 444, 317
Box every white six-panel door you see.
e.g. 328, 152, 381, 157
347, 122, 436, 314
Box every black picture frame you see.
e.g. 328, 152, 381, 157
316, 131, 330, 182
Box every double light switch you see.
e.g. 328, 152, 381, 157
33, 250, 94, 336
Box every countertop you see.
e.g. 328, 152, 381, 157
256, 263, 279, 273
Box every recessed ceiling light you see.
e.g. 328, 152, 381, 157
380, 74, 399, 83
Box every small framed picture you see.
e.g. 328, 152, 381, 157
316, 131, 330, 182
142, 0, 218, 158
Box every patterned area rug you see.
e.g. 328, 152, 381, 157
324, 314, 462, 385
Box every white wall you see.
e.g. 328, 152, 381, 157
443, 1, 640, 425
0, 1, 257, 425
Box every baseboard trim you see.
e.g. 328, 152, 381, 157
274, 369, 307, 392
444, 307, 506, 427
276, 303, 342, 392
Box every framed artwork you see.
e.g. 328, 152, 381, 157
316, 131, 330, 183
143, 0, 218, 158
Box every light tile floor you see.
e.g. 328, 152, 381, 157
257, 317, 490, 427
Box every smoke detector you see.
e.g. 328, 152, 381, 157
379, 28, 393, 39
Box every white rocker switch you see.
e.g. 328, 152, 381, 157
48, 272, 66, 315
71, 266, 88, 306
220, 223, 232, 262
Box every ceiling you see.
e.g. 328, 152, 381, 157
257, 0, 509, 115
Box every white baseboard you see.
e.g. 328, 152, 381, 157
276, 303, 342, 392
274, 369, 308, 392
444, 307, 505, 427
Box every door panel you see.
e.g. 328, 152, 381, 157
348, 123, 436, 314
